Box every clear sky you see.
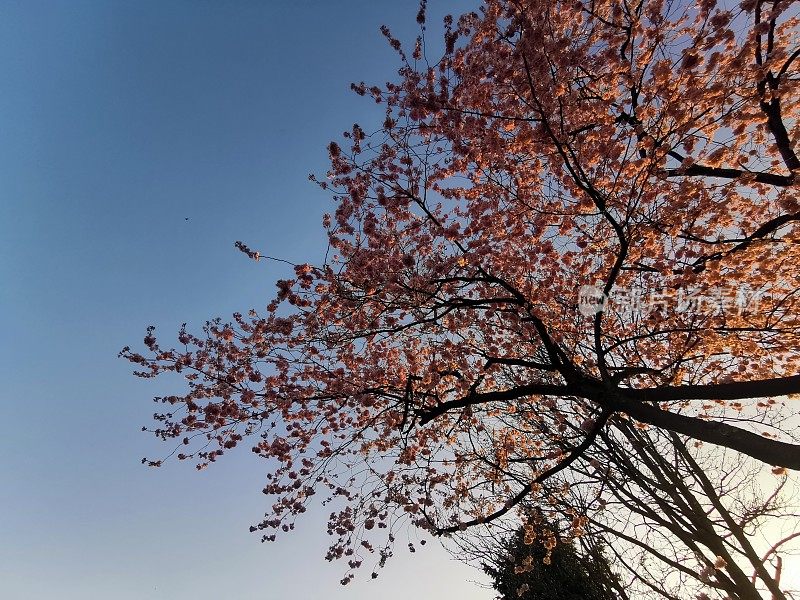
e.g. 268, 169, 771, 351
0, 1, 492, 598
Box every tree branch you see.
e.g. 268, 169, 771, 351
627, 375, 800, 402
433, 409, 611, 535
611, 394, 800, 469
417, 382, 579, 426
664, 164, 795, 187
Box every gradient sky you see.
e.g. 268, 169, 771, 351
0, 1, 493, 598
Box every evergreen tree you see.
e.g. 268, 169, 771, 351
483, 524, 626, 600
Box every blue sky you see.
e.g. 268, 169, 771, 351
0, 1, 491, 598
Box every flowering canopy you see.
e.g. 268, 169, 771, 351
123, 0, 800, 581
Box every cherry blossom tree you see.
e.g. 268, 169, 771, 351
122, 0, 800, 583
